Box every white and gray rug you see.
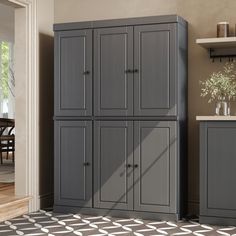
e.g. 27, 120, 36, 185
1, 210, 236, 235
0, 161, 14, 183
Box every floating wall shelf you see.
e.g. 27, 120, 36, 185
196, 37, 236, 60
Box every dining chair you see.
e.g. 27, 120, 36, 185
0, 118, 15, 164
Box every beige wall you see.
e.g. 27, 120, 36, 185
55, 0, 236, 214
0, 2, 14, 42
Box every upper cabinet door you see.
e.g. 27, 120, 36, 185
55, 30, 92, 117
134, 24, 177, 116
94, 27, 133, 116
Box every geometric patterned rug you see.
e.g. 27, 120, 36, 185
0, 210, 236, 235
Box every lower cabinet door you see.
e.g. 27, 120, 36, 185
200, 122, 236, 218
134, 121, 177, 213
94, 121, 133, 210
54, 120, 92, 207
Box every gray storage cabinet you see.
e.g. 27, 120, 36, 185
200, 121, 236, 225
54, 15, 188, 221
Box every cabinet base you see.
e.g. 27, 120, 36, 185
200, 215, 236, 226
54, 205, 180, 221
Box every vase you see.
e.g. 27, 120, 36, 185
215, 101, 230, 116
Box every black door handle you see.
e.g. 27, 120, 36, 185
125, 69, 132, 73
83, 162, 90, 166
134, 164, 139, 168
126, 164, 132, 168
83, 70, 90, 75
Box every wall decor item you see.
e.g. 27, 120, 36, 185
217, 22, 229, 37
53, 15, 188, 221
200, 62, 236, 115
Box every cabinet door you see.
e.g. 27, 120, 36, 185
134, 24, 177, 116
94, 121, 133, 210
94, 27, 133, 116
54, 120, 92, 207
134, 121, 177, 213
200, 122, 236, 218
55, 30, 92, 116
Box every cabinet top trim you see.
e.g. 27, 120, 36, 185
54, 15, 187, 32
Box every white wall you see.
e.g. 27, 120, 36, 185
15, 6, 27, 197
15, 0, 54, 209
0, 3, 14, 42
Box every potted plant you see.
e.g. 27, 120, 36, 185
200, 62, 236, 115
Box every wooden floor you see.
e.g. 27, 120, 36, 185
0, 183, 16, 205
0, 152, 15, 206
0, 183, 30, 222
0, 158, 30, 222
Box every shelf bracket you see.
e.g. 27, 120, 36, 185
209, 47, 236, 62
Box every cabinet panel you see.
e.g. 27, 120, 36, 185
94, 27, 133, 116
200, 122, 236, 218
134, 121, 177, 213
55, 30, 92, 116
134, 24, 177, 116
94, 121, 133, 210
54, 121, 92, 207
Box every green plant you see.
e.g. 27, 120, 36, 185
0, 41, 14, 99
200, 62, 236, 103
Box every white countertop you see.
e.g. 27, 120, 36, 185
196, 116, 236, 121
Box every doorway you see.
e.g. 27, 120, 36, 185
0, 1, 15, 206
0, 0, 39, 214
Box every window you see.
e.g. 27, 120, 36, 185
0, 41, 14, 118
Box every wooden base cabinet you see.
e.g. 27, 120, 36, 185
54, 15, 188, 221
200, 121, 236, 225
